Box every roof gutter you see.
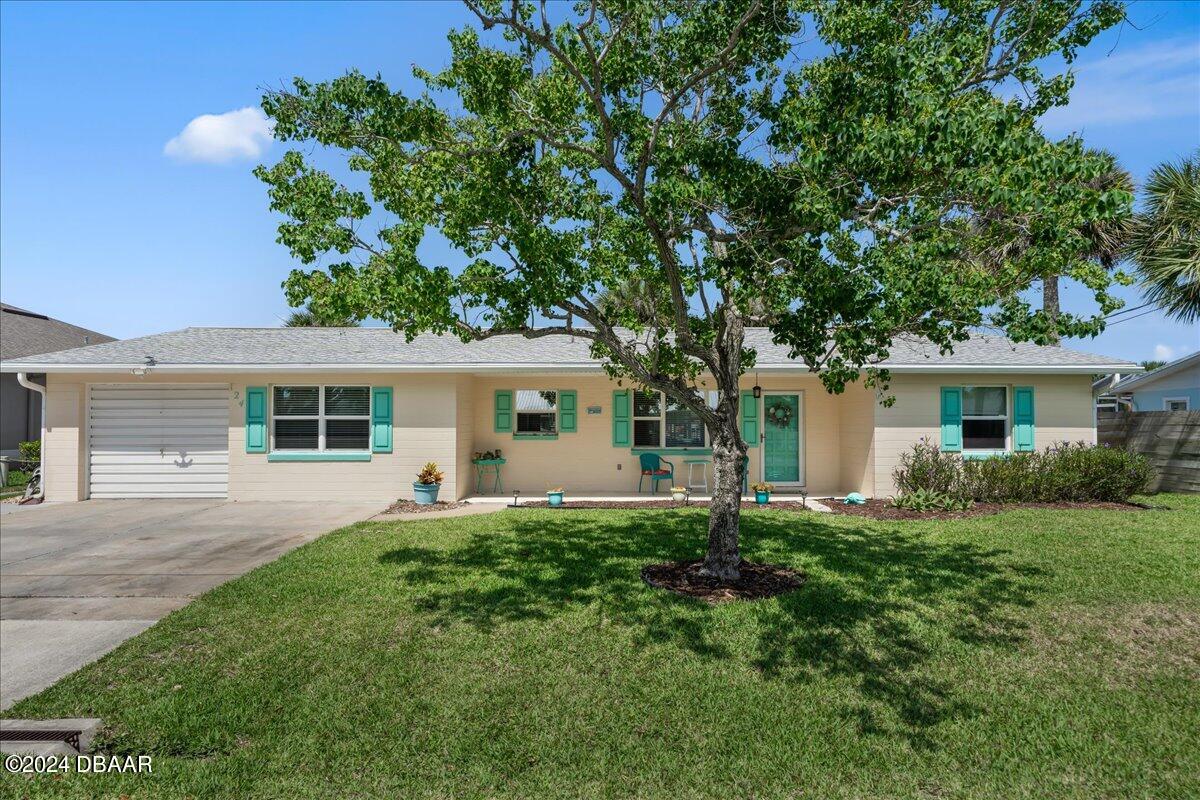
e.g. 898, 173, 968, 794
15, 372, 45, 502
0, 362, 1136, 375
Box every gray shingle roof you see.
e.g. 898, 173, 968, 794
0, 303, 116, 360
0, 326, 1136, 372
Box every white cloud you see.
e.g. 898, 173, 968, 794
1039, 37, 1200, 134
164, 107, 273, 163
1153, 343, 1175, 362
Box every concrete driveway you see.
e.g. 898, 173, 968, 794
0, 499, 380, 710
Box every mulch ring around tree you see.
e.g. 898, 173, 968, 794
383, 499, 471, 514
641, 559, 807, 604
521, 500, 813, 512
826, 498, 1154, 521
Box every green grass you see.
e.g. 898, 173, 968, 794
5, 497, 1199, 799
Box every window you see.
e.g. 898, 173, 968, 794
1164, 397, 1191, 411
272, 385, 370, 451
515, 390, 557, 435
962, 386, 1007, 450
633, 390, 716, 448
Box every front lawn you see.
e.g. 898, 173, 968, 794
6, 497, 1199, 798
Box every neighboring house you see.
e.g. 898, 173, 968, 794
0, 327, 1136, 502
0, 303, 114, 457
1111, 351, 1200, 412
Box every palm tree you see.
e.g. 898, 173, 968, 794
1128, 153, 1200, 324
971, 149, 1134, 343
283, 307, 360, 327
1042, 150, 1135, 343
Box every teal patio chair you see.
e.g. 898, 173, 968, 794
638, 453, 675, 494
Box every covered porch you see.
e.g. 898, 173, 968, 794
458, 373, 878, 501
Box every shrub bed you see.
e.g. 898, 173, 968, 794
893, 440, 1152, 504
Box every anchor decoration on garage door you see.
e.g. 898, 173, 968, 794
173, 450, 194, 469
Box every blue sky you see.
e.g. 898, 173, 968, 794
1, 0, 1197, 364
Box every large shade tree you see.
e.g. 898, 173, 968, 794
257, 0, 1131, 581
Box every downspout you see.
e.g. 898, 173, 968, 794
16, 372, 46, 501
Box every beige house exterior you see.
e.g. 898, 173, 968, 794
3, 328, 1130, 505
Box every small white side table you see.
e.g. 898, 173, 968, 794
684, 458, 710, 493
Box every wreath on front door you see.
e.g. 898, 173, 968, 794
765, 400, 793, 429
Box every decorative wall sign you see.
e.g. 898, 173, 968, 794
587, 406, 602, 415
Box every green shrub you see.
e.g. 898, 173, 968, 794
893, 439, 962, 496
18, 439, 40, 463
889, 488, 974, 512
4, 469, 30, 488
892, 440, 1152, 504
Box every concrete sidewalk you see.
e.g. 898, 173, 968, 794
0, 499, 378, 709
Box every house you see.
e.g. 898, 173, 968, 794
1110, 351, 1200, 412
0, 303, 115, 457
0, 327, 1136, 502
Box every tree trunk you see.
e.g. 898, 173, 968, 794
702, 417, 746, 581
1043, 275, 1060, 345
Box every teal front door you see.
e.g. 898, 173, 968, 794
762, 393, 802, 484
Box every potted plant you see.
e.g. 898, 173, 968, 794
751, 481, 774, 506
670, 486, 688, 502
546, 487, 565, 507
413, 462, 444, 505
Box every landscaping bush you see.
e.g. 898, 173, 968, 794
893, 439, 1152, 504
5, 469, 30, 488
17, 439, 40, 471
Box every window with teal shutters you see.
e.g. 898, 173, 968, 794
558, 390, 577, 433
940, 387, 962, 452
245, 386, 267, 453
371, 386, 393, 453
740, 391, 759, 448
612, 390, 630, 446
1013, 386, 1035, 451
494, 390, 513, 433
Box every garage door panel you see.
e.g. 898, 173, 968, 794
90, 409, 230, 422
88, 384, 230, 499
89, 387, 229, 399
90, 452, 229, 464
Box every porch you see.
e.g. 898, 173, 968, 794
459, 373, 878, 500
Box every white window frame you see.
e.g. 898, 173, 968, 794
633, 390, 717, 449
514, 390, 558, 436
270, 384, 371, 452
1163, 397, 1191, 411
961, 385, 1010, 453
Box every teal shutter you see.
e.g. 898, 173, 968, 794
1013, 386, 1035, 452
371, 386, 393, 453
940, 387, 962, 452
612, 390, 630, 446
494, 390, 513, 433
740, 391, 759, 448
558, 390, 577, 433
245, 386, 267, 453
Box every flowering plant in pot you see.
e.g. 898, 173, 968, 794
546, 487, 565, 507
413, 462, 444, 505
670, 486, 688, 502
750, 481, 774, 506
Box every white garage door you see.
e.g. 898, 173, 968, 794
89, 384, 230, 499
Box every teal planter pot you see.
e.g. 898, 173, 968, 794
547, 491, 564, 507
412, 483, 441, 505
755, 490, 770, 506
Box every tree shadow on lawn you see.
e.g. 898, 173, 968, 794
378, 509, 1046, 744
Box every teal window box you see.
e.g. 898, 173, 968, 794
631, 448, 713, 456
512, 434, 558, 440
268, 452, 372, 462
